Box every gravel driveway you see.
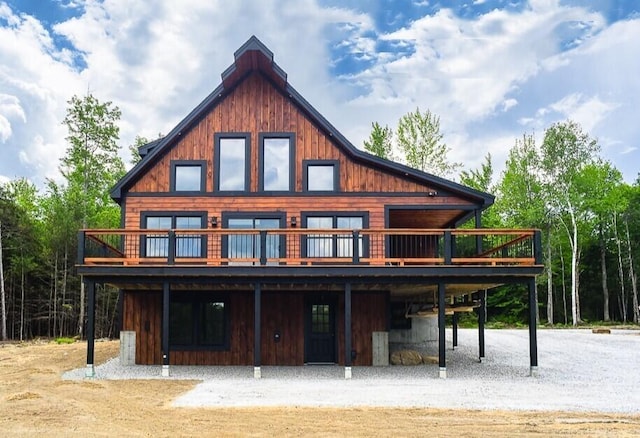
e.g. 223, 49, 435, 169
63, 328, 640, 413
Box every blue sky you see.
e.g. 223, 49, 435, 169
1, 0, 638, 187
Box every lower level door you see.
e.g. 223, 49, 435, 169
305, 298, 336, 363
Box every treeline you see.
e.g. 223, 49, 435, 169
0, 95, 124, 341
365, 109, 640, 326
1, 100, 639, 342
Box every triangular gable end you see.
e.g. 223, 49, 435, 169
111, 35, 494, 209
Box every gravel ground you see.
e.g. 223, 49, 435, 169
63, 328, 640, 413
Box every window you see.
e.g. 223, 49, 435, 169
215, 133, 250, 191
303, 160, 339, 192
303, 213, 367, 258
141, 213, 206, 258
170, 161, 206, 192
223, 214, 285, 265
169, 294, 228, 349
259, 133, 294, 191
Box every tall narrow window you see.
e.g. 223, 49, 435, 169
215, 134, 250, 191
303, 160, 339, 192
259, 133, 294, 191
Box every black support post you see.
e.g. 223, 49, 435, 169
77, 231, 86, 265
85, 279, 95, 377
444, 231, 452, 264
162, 282, 170, 376
528, 279, 538, 376
478, 290, 486, 362
438, 282, 446, 378
259, 231, 267, 265
167, 230, 175, 265
254, 284, 262, 378
345, 282, 352, 379
452, 312, 458, 350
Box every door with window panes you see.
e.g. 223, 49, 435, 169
305, 297, 337, 363
224, 215, 284, 265
144, 215, 205, 259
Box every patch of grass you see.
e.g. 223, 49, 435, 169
54, 337, 76, 345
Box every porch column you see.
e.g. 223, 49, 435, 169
528, 279, 538, 376
344, 282, 352, 379
438, 282, 446, 378
162, 282, 170, 377
452, 312, 458, 350
478, 290, 486, 362
254, 284, 261, 379
85, 279, 96, 377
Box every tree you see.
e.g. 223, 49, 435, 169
61, 94, 124, 338
539, 121, 600, 326
363, 122, 394, 160
396, 108, 461, 178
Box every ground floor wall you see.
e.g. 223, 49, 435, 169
122, 290, 388, 366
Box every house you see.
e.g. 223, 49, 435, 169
78, 36, 543, 379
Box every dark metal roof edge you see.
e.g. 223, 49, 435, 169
111, 35, 493, 208
284, 83, 495, 207
110, 82, 226, 202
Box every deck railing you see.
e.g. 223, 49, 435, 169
78, 228, 542, 267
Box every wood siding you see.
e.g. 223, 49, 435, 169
129, 72, 442, 195
122, 290, 387, 366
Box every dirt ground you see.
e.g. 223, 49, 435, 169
1, 340, 639, 437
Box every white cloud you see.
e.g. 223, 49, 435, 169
0, 0, 639, 187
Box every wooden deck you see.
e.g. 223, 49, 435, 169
78, 228, 541, 268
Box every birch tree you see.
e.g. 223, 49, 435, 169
539, 121, 599, 326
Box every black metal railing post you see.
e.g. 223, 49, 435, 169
444, 230, 452, 264
168, 230, 176, 265
259, 230, 267, 265
534, 230, 543, 264
352, 230, 360, 264
77, 231, 86, 265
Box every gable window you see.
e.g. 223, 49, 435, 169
142, 213, 206, 258
170, 293, 229, 349
170, 160, 206, 192
215, 133, 250, 191
259, 133, 295, 191
303, 213, 367, 258
303, 160, 339, 192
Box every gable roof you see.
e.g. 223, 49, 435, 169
112, 35, 494, 209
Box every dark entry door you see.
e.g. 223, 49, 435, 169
305, 299, 336, 363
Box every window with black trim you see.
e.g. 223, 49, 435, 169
171, 160, 206, 192
222, 213, 285, 265
169, 293, 229, 349
142, 213, 206, 258
303, 213, 367, 258
215, 133, 250, 191
303, 160, 339, 192
259, 133, 295, 191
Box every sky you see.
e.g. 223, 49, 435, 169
1, 0, 639, 189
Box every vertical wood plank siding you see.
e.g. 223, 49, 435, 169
122, 290, 387, 366
129, 72, 444, 195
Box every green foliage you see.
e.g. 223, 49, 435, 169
396, 108, 461, 177
363, 122, 394, 160
55, 337, 75, 344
